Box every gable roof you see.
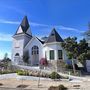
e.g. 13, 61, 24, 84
15, 16, 30, 35
36, 37, 45, 44
45, 28, 64, 43
24, 36, 43, 49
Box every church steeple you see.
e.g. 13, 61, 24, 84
15, 16, 32, 36
20, 16, 29, 33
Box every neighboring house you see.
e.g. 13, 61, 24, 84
12, 16, 68, 69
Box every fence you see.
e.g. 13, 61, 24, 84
58, 68, 82, 76
12, 65, 82, 77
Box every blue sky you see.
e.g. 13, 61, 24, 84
0, 0, 90, 59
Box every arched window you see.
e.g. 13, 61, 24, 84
32, 46, 39, 55
15, 53, 19, 56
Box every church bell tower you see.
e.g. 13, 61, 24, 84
12, 16, 32, 65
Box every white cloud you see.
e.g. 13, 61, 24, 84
0, 33, 12, 41
56, 25, 84, 33
0, 19, 50, 27
0, 19, 85, 33
0, 19, 19, 25
30, 22, 50, 27
0, 5, 26, 15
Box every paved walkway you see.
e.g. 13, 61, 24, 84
0, 87, 31, 90
0, 78, 88, 90
0, 74, 90, 90
1, 65, 90, 90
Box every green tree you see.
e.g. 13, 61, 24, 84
61, 37, 78, 74
78, 52, 90, 64
3, 53, 8, 60
78, 39, 88, 54
61, 37, 78, 58
78, 39, 89, 63
2, 53, 11, 69
61, 37, 89, 69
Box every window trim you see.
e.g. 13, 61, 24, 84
58, 50, 63, 59
49, 50, 54, 60
31, 46, 39, 55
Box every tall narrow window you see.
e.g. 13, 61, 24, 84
58, 50, 62, 59
32, 46, 39, 55
50, 50, 54, 60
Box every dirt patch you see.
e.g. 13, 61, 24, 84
17, 85, 28, 88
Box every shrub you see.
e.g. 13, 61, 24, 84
16, 69, 50, 78
17, 70, 29, 76
40, 58, 48, 66
17, 85, 28, 88
0, 83, 3, 86
49, 72, 61, 79
48, 85, 67, 90
0, 70, 16, 74
17, 70, 25, 75
58, 85, 67, 90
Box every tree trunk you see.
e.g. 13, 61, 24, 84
71, 58, 76, 75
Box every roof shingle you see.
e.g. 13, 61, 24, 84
20, 16, 29, 33
45, 28, 64, 43
15, 16, 30, 35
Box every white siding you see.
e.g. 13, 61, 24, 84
43, 43, 67, 61
25, 37, 43, 65
17, 26, 23, 34
12, 34, 31, 64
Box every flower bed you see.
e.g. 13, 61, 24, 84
16, 70, 49, 78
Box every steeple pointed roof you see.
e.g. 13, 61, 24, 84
15, 16, 31, 35
20, 16, 29, 33
45, 28, 63, 43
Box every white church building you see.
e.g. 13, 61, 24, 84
12, 16, 68, 67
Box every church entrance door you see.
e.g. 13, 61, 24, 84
31, 46, 39, 66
